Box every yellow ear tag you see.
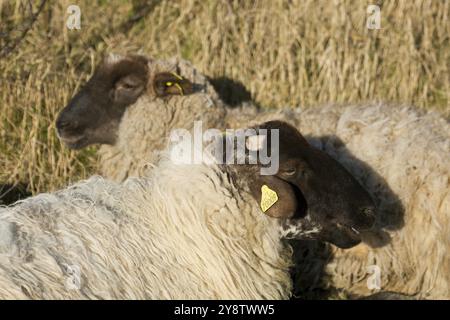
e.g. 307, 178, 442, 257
260, 185, 278, 213
167, 72, 185, 95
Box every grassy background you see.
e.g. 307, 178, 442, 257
0, 0, 449, 195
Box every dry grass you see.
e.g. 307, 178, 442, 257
0, 0, 449, 194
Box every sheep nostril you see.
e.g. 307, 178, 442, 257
57, 118, 79, 132
359, 206, 376, 229
362, 206, 376, 217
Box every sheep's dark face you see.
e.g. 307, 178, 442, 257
56, 54, 194, 149
242, 121, 377, 249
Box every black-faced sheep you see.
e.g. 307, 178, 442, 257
57, 54, 227, 181
56, 54, 450, 299
0, 121, 376, 299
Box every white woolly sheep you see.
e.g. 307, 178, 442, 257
56, 54, 450, 299
1, 121, 376, 299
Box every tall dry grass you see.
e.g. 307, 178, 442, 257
0, 0, 449, 194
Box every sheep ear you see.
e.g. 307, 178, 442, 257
248, 175, 298, 219
153, 72, 194, 97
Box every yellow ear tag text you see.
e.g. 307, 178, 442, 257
260, 185, 278, 213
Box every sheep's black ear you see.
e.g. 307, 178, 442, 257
248, 175, 298, 219
153, 72, 194, 97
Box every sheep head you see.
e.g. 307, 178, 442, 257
56, 54, 195, 149
231, 120, 377, 249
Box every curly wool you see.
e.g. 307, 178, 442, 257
0, 154, 292, 299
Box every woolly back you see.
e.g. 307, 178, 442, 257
121, 152, 293, 299
0, 151, 292, 299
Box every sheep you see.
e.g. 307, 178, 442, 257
57, 54, 228, 181
0, 121, 376, 299
56, 53, 297, 182
56, 54, 450, 298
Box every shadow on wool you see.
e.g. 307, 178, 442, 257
290, 135, 405, 299
207, 76, 259, 108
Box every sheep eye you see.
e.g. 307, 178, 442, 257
120, 82, 136, 90
283, 168, 297, 176
165, 82, 173, 87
